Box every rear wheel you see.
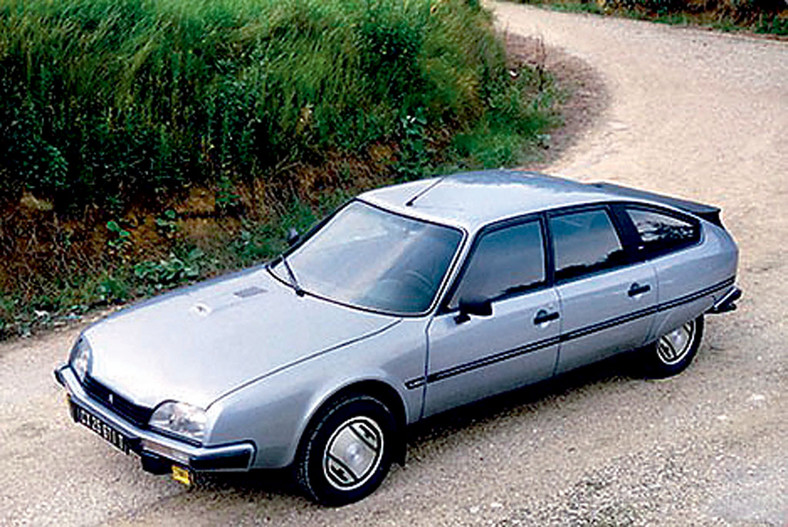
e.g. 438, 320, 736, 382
642, 315, 704, 378
296, 394, 395, 506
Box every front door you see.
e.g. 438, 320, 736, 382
423, 217, 560, 417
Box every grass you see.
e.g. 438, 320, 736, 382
0, 0, 559, 339
0, 0, 551, 211
515, 0, 788, 36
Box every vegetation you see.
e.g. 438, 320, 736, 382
0, 0, 557, 338
517, 0, 788, 35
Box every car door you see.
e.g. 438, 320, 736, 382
549, 206, 657, 374
423, 216, 560, 418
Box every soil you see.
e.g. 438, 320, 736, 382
503, 32, 610, 168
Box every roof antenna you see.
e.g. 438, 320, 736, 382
405, 175, 448, 207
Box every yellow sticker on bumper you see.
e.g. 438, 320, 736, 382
171, 465, 191, 486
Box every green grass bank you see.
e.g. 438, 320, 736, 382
515, 0, 788, 35
0, 0, 557, 338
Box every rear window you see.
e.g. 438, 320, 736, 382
550, 209, 627, 282
626, 208, 699, 255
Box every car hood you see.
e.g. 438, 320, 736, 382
84, 267, 399, 409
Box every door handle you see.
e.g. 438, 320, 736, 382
628, 282, 651, 297
534, 309, 559, 325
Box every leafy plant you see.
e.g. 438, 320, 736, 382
215, 176, 242, 215
155, 210, 179, 236
106, 220, 132, 249
133, 248, 205, 290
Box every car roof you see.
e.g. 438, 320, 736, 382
359, 170, 625, 232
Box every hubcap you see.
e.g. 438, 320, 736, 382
323, 416, 383, 491
657, 320, 696, 366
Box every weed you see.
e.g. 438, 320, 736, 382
96, 275, 131, 305
395, 111, 433, 180
106, 220, 132, 250
215, 175, 242, 215
155, 210, 179, 236
517, 0, 787, 34
755, 14, 788, 35
134, 248, 204, 291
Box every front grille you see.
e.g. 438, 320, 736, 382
83, 375, 154, 428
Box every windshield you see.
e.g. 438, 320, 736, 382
272, 201, 463, 314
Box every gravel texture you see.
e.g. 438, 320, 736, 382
1, 4, 786, 526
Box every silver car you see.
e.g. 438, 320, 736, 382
55, 170, 741, 505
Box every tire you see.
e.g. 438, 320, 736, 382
642, 315, 704, 378
296, 394, 396, 506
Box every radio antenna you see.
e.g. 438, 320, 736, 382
405, 176, 448, 207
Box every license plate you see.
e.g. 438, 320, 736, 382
171, 465, 192, 486
71, 401, 130, 455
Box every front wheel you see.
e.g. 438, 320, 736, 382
295, 394, 396, 506
641, 315, 704, 378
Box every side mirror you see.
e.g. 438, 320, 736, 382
286, 227, 300, 247
454, 299, 493, 324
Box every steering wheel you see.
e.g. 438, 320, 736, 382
402, 270, 433, 294
360, 271, 435, 313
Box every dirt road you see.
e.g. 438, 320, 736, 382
2, 4, 786, 526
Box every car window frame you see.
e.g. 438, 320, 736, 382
545, 203, 637, 285
610, 202, 702, 261
438, 213, 550, 315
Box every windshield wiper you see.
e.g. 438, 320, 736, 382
281, 255, 306, 297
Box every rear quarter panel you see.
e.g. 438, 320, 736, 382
649, 220, 739, 342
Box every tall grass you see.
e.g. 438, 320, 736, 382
0, 0, 548, 213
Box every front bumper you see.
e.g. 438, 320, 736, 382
54, 364, 255, 474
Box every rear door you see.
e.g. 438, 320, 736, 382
423, 216, 560, 417
549, 206, 657, 374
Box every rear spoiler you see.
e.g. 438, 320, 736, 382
588, 182, 724, 228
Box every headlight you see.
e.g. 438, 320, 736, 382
69, 337, 92, 382
149, 401, 207, 443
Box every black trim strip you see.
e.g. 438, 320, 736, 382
405, 378, 425, 390
660, 276, 733, 310
189, 447, 253, 471
427, 335, 561, 383
405, 277, 735, 389
561, 305, 657, 342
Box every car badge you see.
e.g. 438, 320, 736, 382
108, 393, 114, 405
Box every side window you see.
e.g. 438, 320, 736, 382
450, 220, 545, 309
550, 209, 626, 281
626, 208, 699, 255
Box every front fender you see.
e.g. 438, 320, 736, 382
206, 318, 427, 468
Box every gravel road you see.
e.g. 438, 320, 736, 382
2, 4, 786, 526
